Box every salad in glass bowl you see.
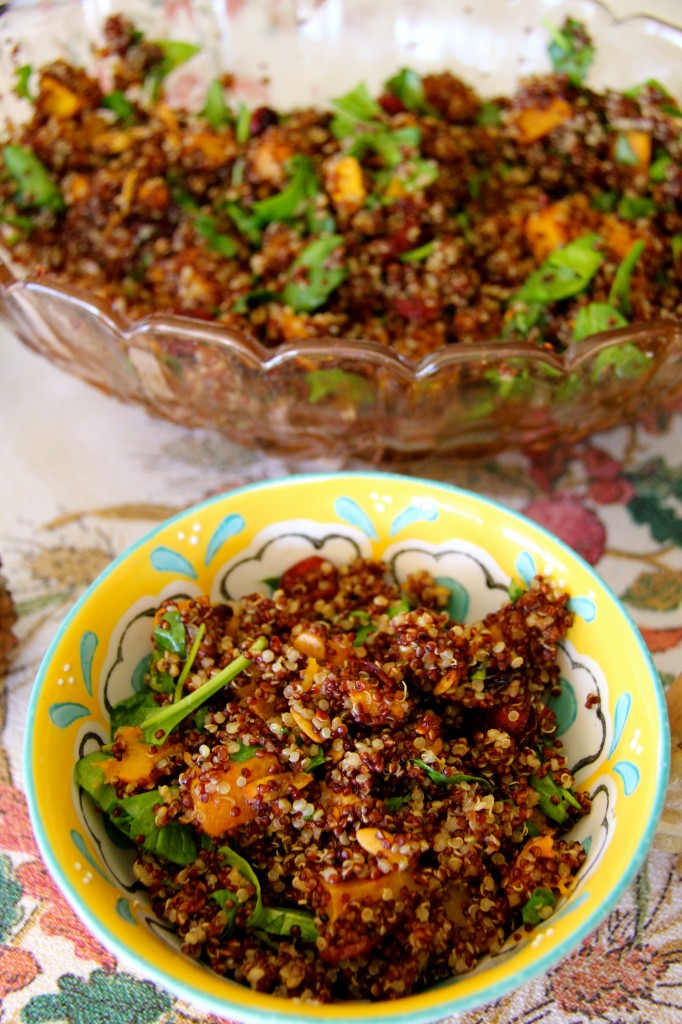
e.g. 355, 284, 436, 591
1, 0, 681, 461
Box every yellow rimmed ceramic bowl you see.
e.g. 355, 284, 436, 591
25, 472, 669, 1024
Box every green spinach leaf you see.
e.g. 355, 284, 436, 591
218, 845, 318, 941
530, 772, 580, 824
110, 689, 159, 734
141, 637, 267, 743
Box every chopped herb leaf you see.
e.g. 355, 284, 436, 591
411, 759, 493, 790
330, 82, 383, 138
624, 78, 675, 101
591, 342, 651, 382
307, 366, 374, 401
608, 239, 645, 316
385, 157, 438, 196
591, 190, 620, 213
508, 579, 526, 603
385, 793, 412, 812
14, 64, 34, 101
384, 67, 431, 114
229, 740, 264, 762
354, 623, 376, 646
200, 79, 232, 130
484, 365, 534, 400
252, 154, 320, 226
306, 749, 326, 771
503, 302, 545, 340
613, 133, 640, 166
650, 152, 673, 183
101, 90, 135, 123
514, 233, 603, 305
468, 169, 490, 199
349, 125, 421, 168
148, 40, 200, 100
617, 196, 657, 221
389, 597, 411, 617
282, 235, 346, 313
194, 214, 238, 258
231, 288, 277, 313
477, 101, 502, 126
0, 211, 35, 237
522, 887, 556, 925
573, 301, 627, 341
546, 17, 595, 87
235, 102, 251, 144
3, 145, 65, 211
224, 201, 263, 246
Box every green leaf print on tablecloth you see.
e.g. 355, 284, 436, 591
623, 567, 682, 611
21, 970, 172, 1024
625, 457, 682, 545
0, 853, 23, 941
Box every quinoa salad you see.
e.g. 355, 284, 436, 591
1, 16, 681, 361
75, 555, 590, 1002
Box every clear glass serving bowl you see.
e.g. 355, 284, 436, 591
1, 0, 682, 462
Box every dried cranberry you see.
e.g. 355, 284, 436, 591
248, 106, 279, 136
378, 93, 406, 115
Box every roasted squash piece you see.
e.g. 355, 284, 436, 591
188, 752, 279, 836
98, 725, 182, 786
513, 97, 572, 143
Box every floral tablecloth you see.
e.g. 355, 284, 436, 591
2, 324, 682, 1024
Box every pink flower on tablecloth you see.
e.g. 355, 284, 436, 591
522, 495, 606, 565
580, 445, 636, 505
16, 860, 116, 971
0, 784, 39, 855
0, 946, 40, 998
550, 932, 669, 1016
527, 445, 575, 492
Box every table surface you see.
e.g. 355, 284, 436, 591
2, 321, 682, 1024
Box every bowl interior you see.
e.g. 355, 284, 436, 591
25, 473, 669, 1023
